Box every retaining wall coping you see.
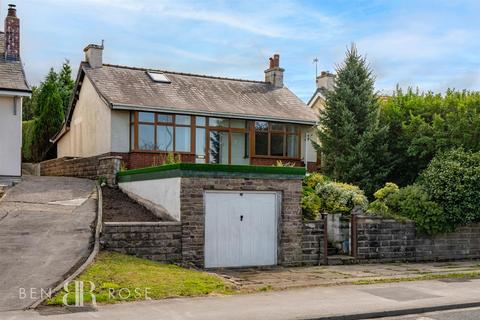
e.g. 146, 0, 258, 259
99, 156, 123, 161
104, 221, 182, 227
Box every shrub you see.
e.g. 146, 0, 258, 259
316, 181, 368, 215
418, 148, 480, 227
367, 182, 400, 217
387, 185, 446, 234
301, 173, 368, 220
22, 119, 36, 162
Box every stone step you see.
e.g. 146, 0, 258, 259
327, 255, 357, 265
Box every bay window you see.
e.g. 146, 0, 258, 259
130, 111, 302, 163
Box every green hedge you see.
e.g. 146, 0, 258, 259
22, 119, 36, 162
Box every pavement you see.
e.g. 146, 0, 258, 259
3, 278, 480, 320
0, 176, 97, 311
217, 260, 480, 291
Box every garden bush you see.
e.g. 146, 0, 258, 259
418, 148, 480, 227
302, 173, 368, 220
367, 183, 445, 234
387, 185, 446, 234
22, 119, 36, 162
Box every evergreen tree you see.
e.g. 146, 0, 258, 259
314, 44, 391, 197
32, 71, 64, 161
22, 86, 38, 121
57, 60, 75, 114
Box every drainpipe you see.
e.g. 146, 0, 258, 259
305, 132, 309, 171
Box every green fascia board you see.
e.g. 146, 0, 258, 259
117, 163, 305, 183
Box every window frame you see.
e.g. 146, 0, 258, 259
130, 111, 194, 153
130, 112, 302, 161
253, 121, 301, 159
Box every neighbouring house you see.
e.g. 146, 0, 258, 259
0, 4, 30, 181
307, 71, 335, 112
52, 44, 318, 170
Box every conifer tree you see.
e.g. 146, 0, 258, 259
314, 44, 391, 197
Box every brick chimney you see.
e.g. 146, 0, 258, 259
4, 4, 20, 61
264, 54, 284, 88
316, 71, 335, 91
83, 41, 104, 68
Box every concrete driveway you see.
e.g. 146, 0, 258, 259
0, 176, 97, 311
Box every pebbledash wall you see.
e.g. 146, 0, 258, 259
355, 215, 480, 262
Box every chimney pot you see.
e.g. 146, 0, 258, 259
316, 71, 336, 91
264, 54, 284, 88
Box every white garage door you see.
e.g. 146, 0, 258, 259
204, 191, 278, 268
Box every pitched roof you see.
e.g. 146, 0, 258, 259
0, 31, 30, 93
81, 63, 317, 125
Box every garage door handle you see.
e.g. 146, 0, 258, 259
240, 215, 244, 221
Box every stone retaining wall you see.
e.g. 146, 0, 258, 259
356, 216, 480, 262
100, 222, 182, 264
40, 155, 122, 186
180, 177, 303, 267
302, 220, 325, 265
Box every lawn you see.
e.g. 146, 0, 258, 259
47, 252, 236, 305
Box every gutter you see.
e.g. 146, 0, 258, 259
0, 89, 31, 97
112, 103, 318, 126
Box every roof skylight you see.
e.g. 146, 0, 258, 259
147, 71, 171, 83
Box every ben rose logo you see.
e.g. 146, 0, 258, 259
19, 281, 151, 307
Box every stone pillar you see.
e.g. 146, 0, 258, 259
97, 156, 122, 187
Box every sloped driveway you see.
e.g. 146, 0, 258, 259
0, 176, 97, 311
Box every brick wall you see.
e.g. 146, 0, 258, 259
100, 222, 182, 264
356, 216, 480, 262
302, 220, 325, 265
40, 155, 122, 186
179, 177, 304, 267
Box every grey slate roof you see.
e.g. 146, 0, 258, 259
0, 31, 30, 92
82, 63, 317, 124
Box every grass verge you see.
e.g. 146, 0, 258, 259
47, 252, 236, 305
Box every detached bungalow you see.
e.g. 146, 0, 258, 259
0, 5, 30, 181
53, 44, 318, 170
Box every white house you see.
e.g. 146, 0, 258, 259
0, 4, 30, 181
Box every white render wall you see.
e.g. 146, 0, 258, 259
301, 127, 318, 164
57, 77, 112, 157
119, 177, 181, 221
0, 96, 22, 176
111, 109, 130, 152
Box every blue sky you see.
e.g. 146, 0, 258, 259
3, 0, 480, 101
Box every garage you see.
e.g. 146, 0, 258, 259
204, 191, 278, 268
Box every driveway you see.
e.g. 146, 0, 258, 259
0, 176, 97, 311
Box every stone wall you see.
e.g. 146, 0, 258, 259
302, 220, 325, 265
100, 222, 182, 264
356, 216, 480, 262
180, 177, 303, 267
40, 155, 122, 186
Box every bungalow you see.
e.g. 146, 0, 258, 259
53, 44, 318, 170
0, 4, 30, 181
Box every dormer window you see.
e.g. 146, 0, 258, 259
147, 71, 171, 83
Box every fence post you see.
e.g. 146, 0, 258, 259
351, 213, 357, 259
321, 213, 328, 265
